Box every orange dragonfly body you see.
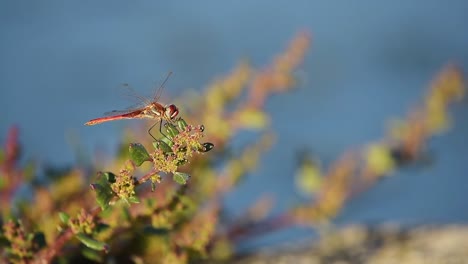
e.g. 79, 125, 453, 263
85, 72, 179, 139
85, 102, 178, 126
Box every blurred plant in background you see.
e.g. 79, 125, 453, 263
0, 32, 465, 263
293, 64, 464, 226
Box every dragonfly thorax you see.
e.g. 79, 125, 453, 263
148, 103, 178, 120
148, 103, 164, 117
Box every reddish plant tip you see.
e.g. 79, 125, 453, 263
5, 125, 20, 166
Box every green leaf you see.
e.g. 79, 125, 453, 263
173, 172, 190, 185
127, 196, 140, 204
104, 171, 116, 183
91, 184, 114, 210
90, 172, 116, 210
165, 123, 180, 139
58, 212, 70, 224
161, 136, 174, 147
82, 247, 103, 262
75, 233, 109, 252
153, 140, 172, 154
176, 118, 188, 131
129, 143, 151, 166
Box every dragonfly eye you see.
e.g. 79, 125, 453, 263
166, 104, 179, 120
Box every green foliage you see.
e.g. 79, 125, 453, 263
75, 233, 109, 252
153, 139, 172, 154
91, 172, 117, 210
58, 212, 70, 224
1, 220, 46, 262
129, 143, 151, 166
173, 172, 191, 185
164, 123, 180, 140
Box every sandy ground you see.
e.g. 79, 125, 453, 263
229, 225, 468, 264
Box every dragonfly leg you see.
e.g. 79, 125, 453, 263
147, 120, 160, 141
158, 119, 170, 140
148, 119, 169, 141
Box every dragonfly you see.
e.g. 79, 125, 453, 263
85, 72, 179, 140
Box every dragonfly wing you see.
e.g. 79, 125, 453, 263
153, 72, 173, 102
102, 103, 147, 116
103, 109, 136, 116
120, 83, 152, 106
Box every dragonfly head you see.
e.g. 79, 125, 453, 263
164, 104, 179, 120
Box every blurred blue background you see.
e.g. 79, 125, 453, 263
1, 1, 468, 250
